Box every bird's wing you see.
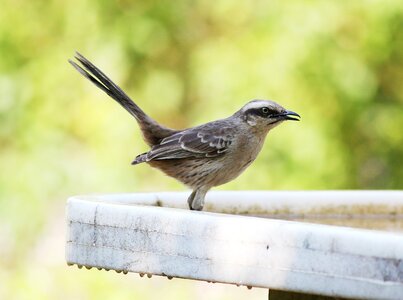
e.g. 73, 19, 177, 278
143, 123, 236, 161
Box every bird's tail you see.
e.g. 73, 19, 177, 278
69, 52, 176, 146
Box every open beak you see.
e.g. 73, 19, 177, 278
282, 110, 300, 121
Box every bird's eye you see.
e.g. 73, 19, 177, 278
261, 107, 270, 114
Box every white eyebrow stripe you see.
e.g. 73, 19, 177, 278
242, 101, 272, 111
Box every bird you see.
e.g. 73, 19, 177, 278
69, 52, 300, 211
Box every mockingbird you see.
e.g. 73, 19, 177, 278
69, 52, 300, 211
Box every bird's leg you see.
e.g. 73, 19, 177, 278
187, 188, 208, 211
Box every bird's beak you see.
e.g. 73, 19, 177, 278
282, 110, 301, 121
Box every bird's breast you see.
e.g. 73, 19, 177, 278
215, 133, 266, 182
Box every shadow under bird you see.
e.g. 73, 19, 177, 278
69, 52, 300, 211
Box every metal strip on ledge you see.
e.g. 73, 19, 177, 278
66, 191, 403, 300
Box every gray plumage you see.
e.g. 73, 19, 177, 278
69, 52, 300, 211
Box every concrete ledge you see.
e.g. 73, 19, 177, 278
77, 190, 403, 215
66, 191, 403, 299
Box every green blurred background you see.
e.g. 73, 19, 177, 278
0, 0, 402, 299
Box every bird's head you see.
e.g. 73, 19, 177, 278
237, 99, 300, 131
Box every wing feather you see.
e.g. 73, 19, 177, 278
144, 123, 235, 161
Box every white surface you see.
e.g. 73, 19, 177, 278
66, 192, 403, 299
80, 190, 403, 215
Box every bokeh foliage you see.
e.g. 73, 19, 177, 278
0, 0, 402, 299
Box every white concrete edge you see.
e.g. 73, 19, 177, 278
66, 196, 403, 300
70, 190, 403, 215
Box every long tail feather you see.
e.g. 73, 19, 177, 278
69, 52, 145, 121
69, 52, 177, 145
